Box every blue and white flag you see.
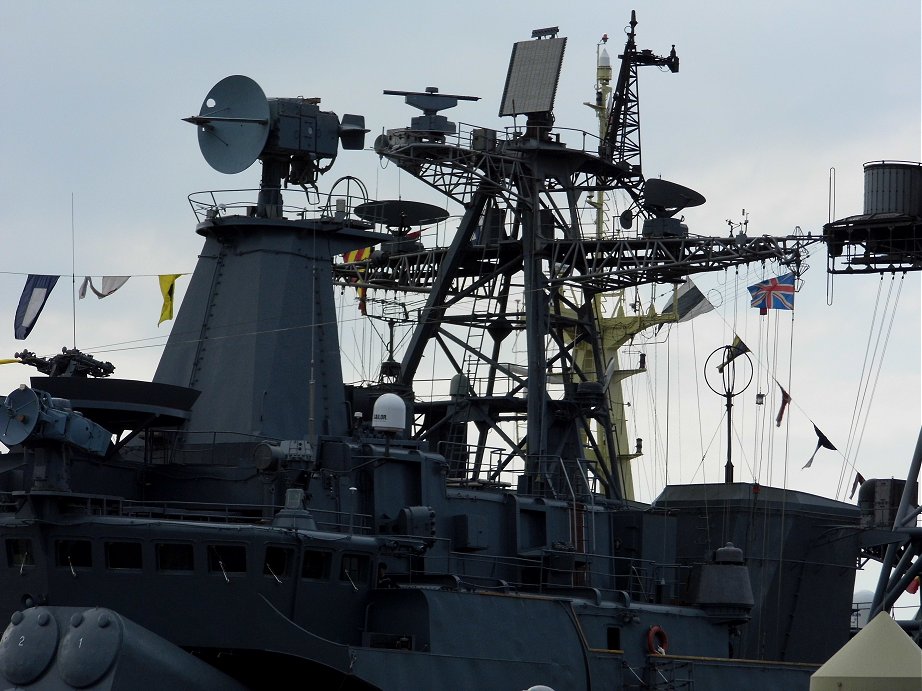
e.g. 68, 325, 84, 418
14, 274, 59, 340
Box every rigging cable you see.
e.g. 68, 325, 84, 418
690, 314, 709, 489
772, 302, 797, 652
841, 275, 886, 466
836, 274, 903, 499
664, 319, 672, 493
849, 276, 903, 481
643, 332, 667, 501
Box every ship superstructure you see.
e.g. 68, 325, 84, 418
0, 13, 919, 691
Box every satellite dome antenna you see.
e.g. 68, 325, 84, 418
184, 75, 368, 218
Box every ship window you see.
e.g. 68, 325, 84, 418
5, 539, 34, 568
264, 546, 294, 579
207, 544, 247, 574
301, 550, 331, 580
55, 539, 92, 569
156, 542, 194, 572
606, 626, 622, 650
340, 553, 371, 586
105, 542, 143, 570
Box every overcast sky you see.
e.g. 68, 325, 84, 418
1, 0, 919, 564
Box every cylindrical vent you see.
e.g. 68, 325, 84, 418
863, 161, 922, 216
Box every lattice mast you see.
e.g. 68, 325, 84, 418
602, 10, 679, 210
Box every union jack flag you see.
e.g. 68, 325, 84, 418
747, 273, 795, 314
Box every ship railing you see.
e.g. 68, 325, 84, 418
441, 443, 515, 487
439, 447, 602, 498
401, 122, 632, 242
114, 496, 374, 533
0, 493, 17, 513
533, 548, 691, 604
440, 446, 603, 506
445, 121, 609, 160
427, 550, 549, 591
390, 571, 513, 594
187, 184, 374, 225
313, 507, 374, 535
851, 597, 921, 632
437, 440, 471, 482
439, 546, 692, 604
118, 498, 281, 523
613, 558, 692, 605
522, 454, 600, 501
143, 427, 284, 466
381, 124, 651, 244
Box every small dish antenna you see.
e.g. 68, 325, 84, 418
0, 387, 41, 447
642, 178, 706, 218
184, 75, 271, 175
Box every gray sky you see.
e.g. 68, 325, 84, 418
1, 0, 920, 554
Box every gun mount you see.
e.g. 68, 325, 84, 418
15, 348, 114, 379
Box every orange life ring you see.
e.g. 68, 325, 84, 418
647, 625, 668, 655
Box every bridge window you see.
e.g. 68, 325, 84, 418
5, 539, 33, 568
264, 546, 295, 579
340, 553, 371, 586
208, 544, 247, 574
55, 539, 92, 569
105, 541, 143, 570
156, 542, 194, 572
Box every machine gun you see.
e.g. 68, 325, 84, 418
14, 348, 115, 378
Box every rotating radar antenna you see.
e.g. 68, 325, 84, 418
184, 75, 369, 216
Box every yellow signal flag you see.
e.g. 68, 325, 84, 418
158, 274, 183, 326
342, 246, 372, 314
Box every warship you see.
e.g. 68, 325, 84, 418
1, 12, 920, 691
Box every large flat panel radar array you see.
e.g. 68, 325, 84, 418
499, 35, 567, 117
